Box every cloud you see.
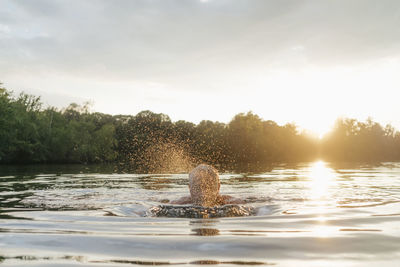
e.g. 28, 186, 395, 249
1, 0, 399, 87
1, 0, 400, 130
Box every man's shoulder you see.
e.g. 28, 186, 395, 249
218, 195, 245, 205
170, 195, 192, 204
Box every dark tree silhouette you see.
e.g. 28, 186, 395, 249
1, 85, 399, 172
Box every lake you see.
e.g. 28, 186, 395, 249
1, 161, 400, 266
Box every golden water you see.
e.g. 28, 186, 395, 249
1, 161, 399, 266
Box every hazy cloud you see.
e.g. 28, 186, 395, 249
2, 0, 399, 85
1, 0, 400, 131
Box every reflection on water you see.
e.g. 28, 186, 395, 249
190, 219, 220, 236
308, 160, 336, 200
306, 160, 338, 223
1, 161, 400, 266
192, 228, 220, 236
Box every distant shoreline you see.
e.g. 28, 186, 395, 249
1, 87, 400, 168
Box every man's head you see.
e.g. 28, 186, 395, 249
188, 164, 220, 207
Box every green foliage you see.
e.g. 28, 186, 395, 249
321, 118, 400, 162
225, 112, 318, 166
1, 84, 399, 168
0, 88, 117, 164
0, 89, 45, 162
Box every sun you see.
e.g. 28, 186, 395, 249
298, 118, 334, 139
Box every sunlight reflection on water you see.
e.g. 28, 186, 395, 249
1, 161, 400, 266
308, 160, 336, 200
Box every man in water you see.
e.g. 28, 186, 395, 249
171, 164, 242, 207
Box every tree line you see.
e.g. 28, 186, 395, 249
1, 86, 400, 172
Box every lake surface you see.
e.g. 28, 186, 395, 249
1, 161, 400, 266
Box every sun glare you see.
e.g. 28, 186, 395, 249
307, 161, 337, 226
313, 225, 336, 238
299, 119, 333, 139
308, 161, 336, 200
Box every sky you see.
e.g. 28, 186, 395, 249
1, 0, 400, 137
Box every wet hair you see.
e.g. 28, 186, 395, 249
188, 164, 220, 207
